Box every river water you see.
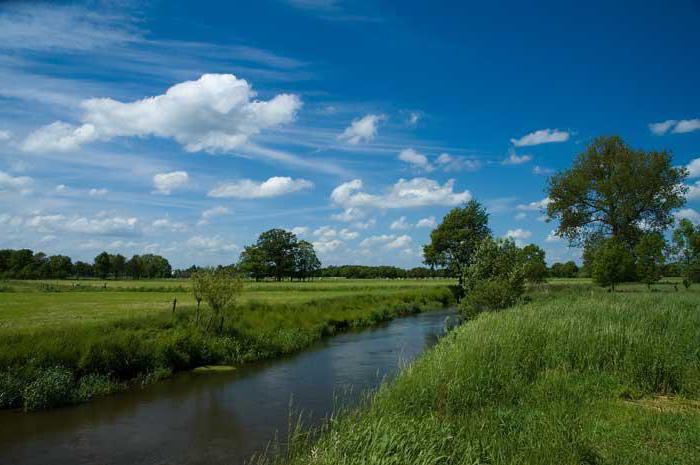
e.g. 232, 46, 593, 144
0, 310, 455, 465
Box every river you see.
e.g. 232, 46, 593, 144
0, 309, 455, 465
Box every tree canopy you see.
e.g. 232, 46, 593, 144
423, 200, 491, 284
238, 229, 321, 281
547, 136, 687, 248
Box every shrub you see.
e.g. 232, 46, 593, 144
592, 239, 635, 291
460, 238, 525, 318
22, 366, 74, 411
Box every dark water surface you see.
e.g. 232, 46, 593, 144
0, 310, 455, 465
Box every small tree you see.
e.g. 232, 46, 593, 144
460, 238, 525, 319
423, 200, 491, 285
94, 252, 111, 279
294, 240, 321, 281
634, 232, 666, 289
192, 269, 244, 332
520, 244, 547, 284
191, 271, 205, 324
671, 218, 700, 288
591, 239, 634, 291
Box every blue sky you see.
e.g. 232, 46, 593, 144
0, 0, 699, 268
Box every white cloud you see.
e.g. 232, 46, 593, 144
515, 212, 527, 220
673, 119, 700, 134
0, 130, 12, 141
153, 171, 189, 195
416, 216, 436, 228
516, 197, 551, 212
331, 178, 470, 210
546, 230, 561, 243
386, 234, 412, 249
505, 228, 532, 240
313, 225, 337, 239
390, 216, 410, 230
686, 158, 700, 178
55, 184, 67, 193
22, 74, 302, 153
502, 151, 532, 165
338, 114, 383, 145
339, 228, 358, 240
25, 214, 138, 236
398, 148, 432, 170
151, 218, 187, 232
685, 182, 700, 201
331, 207, 365, 222
198, 206, 230, 225
186, 235, 237, 253
675, 208, 700, 224
359, 234, 412, 251
88, 188, 108, 197
291, 226, 309, 236
510, 129, 570, 147
313, 239, 343, 253
407, 111, 420, 125
649, 119, 677, 135
208, 176, 312, 199
435, 153, 481, 172
532, 165, 554, 175
0, 170, 32, 194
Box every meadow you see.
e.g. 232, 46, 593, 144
0, 278, 455, 411
263, 283, 700, 465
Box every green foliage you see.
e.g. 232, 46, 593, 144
274, 291, 700, 465
672, 219, 700, 288
239, 229, 322, 281
549, 261, 579, 278
423, 200, 491, 282
191, 268, 244, 333
592, 239, 635, 291
460, 238, 525, 318
0, 285, 454, 410
634, 232, 666, 288
293, 240, 321, 281
520, 243, 547, 283
94, 252, 111, 279
547, 136, 687, 248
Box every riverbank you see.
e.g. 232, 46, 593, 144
0, 284, 454, 411
272, 287, 700, 465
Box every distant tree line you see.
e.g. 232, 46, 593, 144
0, 249, 172, 279
316, 265, 449, 279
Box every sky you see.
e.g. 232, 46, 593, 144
0, 0, 699, 269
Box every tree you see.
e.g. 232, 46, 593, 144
634, 232, 666, 289
111, 254, 126, 279
238, 245, 268, 281
192, 268, 244, 332
520, 244, 547, 284
126, 255, 143, 279
294, 240, 321, 281
74, 261, 94, 278
48, 255, 73, 279
591, 239, 635, 291
547, 136, 687, 248
423, 200, 491, 285
460, 238, 525, 318
671, 219, 700, 288
549, 261, 578, 278
255, 229, 298, 281
94, 252, 111, 279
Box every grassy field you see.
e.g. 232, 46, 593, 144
0, 278, 455, 411
265, 283, 700, 465
0, 278, 452, 329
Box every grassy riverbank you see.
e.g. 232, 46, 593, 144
0, 280, 454, 411
274, 285, 700, 465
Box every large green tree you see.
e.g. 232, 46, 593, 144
672, 218, 700, 287
591, 238, 635, 291
255, 229, 299, 281
294, 240, 321, 281
423, 200, 491, 285
547, 136, 687, 248
94, 252, 111, 279
520, 244, 547, 284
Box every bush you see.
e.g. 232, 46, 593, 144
592, 239, 635, 291
22, 366, 74, 411
460, 238, 525, 318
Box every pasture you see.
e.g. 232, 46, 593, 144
0, 278, 453, 329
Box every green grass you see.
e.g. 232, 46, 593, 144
267, 284, 700, 465
0, 279, 455, 411
0, 278, 453, 329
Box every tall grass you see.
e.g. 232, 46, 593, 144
0, 287, 454, 411
269, 290, 700, 465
